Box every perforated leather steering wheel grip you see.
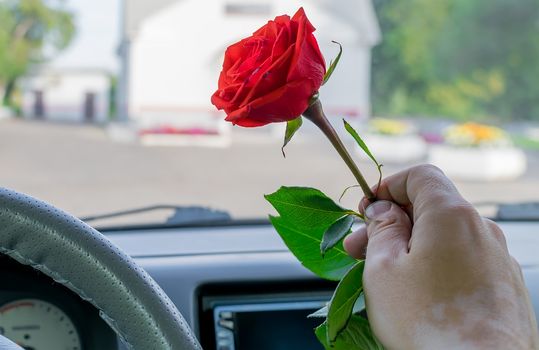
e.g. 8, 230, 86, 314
0, 188, 202, 350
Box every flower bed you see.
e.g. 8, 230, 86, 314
358, 134, 427, 164
429, 123, 527, 181
429, 145, 527, 181
355, 118, 427, 164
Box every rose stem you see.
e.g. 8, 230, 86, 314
303, 98, 376, 202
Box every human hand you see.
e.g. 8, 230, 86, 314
344, 165, 539, 349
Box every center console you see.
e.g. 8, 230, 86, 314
198, 281, 335, 350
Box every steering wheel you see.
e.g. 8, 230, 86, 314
0, 188, 202, 350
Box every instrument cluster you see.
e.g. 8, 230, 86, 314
0, 255, 117, 350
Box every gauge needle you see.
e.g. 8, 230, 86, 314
18, 345, 34, 350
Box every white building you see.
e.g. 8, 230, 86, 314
21, 68, 111, 123
117, 0, 381, 134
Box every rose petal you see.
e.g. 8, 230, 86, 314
238, 44, 295, 107
287, 36, 325, 86
211, 82, 243, 110
226, 80, 314, 127
287, 7, 326, 84
247, 80, 314, 120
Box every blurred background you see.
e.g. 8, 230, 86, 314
1, 0, 539, 226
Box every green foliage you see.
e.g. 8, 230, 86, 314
269, 216, 356, 280
0, 0, 75, 102
326, 261, 365, 343
316, 316, 384, 350
308, 264, 379, 350
512, 135, 539, 150
343, 120, 383, 189
323, 41, 343, 85
266, 187, 354, 226
372, 0, 539, 120
308, 292, 366, 319
282, 117, 303, 157
320, 215, 354, 256
265, 187, 357, 280
266, 187, 381, 348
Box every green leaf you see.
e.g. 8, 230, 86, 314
327, 260, 365, 342
352, 293, 366, 315
343, 119, 383, 189
323, 41, 343, 85
266, 187, 357, 280
269, 216, 356, 280
315, 315, 385, 350
265, 187, 354, 227
308, 304, 328, 319
321, 215, 355, 256
343, 119, 378, 166
281, 117, 303, 157
308, 294, 365, 319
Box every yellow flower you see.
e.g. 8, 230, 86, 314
444, 122, 510, 147
369, 118, 411, 136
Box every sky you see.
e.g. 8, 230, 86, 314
52, 0, 120, 72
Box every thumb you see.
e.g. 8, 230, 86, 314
365, 200, 412, 261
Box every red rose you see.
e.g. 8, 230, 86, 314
211, 7, 326, 127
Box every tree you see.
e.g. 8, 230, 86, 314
0, 0, 75, 106
372, 0, 539, 121
371, 0, 453, 117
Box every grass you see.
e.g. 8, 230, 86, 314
512, 135, 539, 150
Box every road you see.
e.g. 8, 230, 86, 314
1, 119, 539, 226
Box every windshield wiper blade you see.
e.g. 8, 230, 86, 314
80, 205, 232, 226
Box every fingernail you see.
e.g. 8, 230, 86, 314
365, 200, 392, 219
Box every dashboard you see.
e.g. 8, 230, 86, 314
0, 221, 538, 349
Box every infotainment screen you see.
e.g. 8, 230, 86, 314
213, 300, 327, 350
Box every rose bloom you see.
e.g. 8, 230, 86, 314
211, 7, 326, 127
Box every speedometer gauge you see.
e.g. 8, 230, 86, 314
0, 299, 82, 350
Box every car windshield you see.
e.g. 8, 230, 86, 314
1, 0, 539, 228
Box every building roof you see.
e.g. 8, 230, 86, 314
120, 0, 381, 45
122, 0, 179, 39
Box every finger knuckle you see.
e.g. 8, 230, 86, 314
410, 166, 438, 190
510, 256, 522, 270
410, 165, 461, 204
439, 201, 478, 218
510, 256, 525, 280
412, 164, 444, 177
365, 252, 394, 274
483, 218, 507, 246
